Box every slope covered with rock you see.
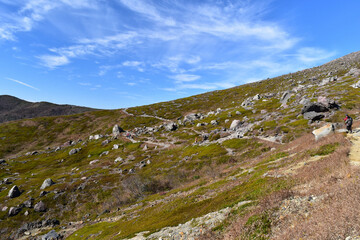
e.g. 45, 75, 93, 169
1, 51, 360, 239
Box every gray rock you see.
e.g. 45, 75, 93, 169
40, 230, 61, 240
196, 123, 204, 127
23, 198, 34, 208
235, 111, 241, 115
112, 124, 124, 136
303, 111, 325, 121
165, 122, 178, 131
184, 113, 202, 123
114, 157, 123, 163
253, 94, 261, 100
8, 206, 21, 216
39, 191, 49, 197
24, 210, 29, 216
301, 103, 328, 114
41, 178, 55, 189
34, 201, 47, 212
94, 134, 103, 140
0, 159, 5, 164
69, 148, 81, 155
112, 144, 119, 150
8, 185, 21, 198
210, 120, 218, 125
100, 151, 109, 157
101, 139, 110, 146
89, 159, 99, 165
230, 120, 243, 130
351, 80, 360, 88
280, 91, 292, 105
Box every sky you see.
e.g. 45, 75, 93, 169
0, 0, 360, 109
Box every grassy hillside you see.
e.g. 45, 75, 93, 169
1, 51, 360, 239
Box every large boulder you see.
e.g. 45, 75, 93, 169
8, 185, 21, 198
230, 120, 243, 130
301, 103, 328, 114
312, 124, 335, 141
112, 124, 124, 136
40, 178, 55, 190
303, 112, 325, 121
34, 201, 47, 212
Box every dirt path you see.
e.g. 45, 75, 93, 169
348, 129, 360, 166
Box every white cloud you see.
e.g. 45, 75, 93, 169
123, 61, 142, 67
296, 47, 336, 63
38, 55, 70, 68
6, 77, 40, 91
169, 74, 201, 83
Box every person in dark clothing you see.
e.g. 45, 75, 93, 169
344, 114, 353, 133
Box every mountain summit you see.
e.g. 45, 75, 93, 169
0, 95, 97, 123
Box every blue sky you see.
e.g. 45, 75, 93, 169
0, 0, 359, 109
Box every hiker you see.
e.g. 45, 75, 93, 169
344, 114, 353, 133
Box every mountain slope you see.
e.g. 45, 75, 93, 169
0, 95, 98, 123
0, 51, 360, 240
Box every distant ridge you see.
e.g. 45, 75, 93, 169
0, 95, 98, 123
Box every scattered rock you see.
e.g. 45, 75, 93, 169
301, 102, 328, 114
113, 144, 119, 150
34, 201, 47, 212
41, 178, 55, 189
230, 120, 243, 130
8, 206, 22, 216
23, 198, 34, 208
24, 210, 29, 216
312, 124, 335, 141
211, 120, 218, 125
40, 230, 62, 240
39, 191, 49, 197
0, 159, 6, 164
253, 94, 261, 100
100, 151, 109, 157
351, 80, 360, 88
112, 124, 124, 136
236, 111, 241, 115
165, 122, 178, 131
114, 157, 123, 163
280, 91, 292, 105
94, 134, 103, 140
2, 206, 8, 212
69, 148, 81, 155
303, 112, 325, 121
101, 139, 110, 146
89, 159, 99, 165
8, 185, 21, 198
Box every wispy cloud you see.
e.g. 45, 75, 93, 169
6, 77, 40, 91
37, 55, 70, 68
169, 74, 201, 83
